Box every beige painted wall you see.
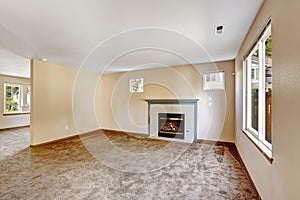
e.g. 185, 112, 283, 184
0, 75, 30, 129
96, 60, 235, 142
30, 60, 78, 145
235, 0, 300, 199
31, 59, 104, 145
31, 59, 235, 145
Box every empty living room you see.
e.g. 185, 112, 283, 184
1, 0, 300, 199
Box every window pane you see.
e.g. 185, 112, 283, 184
21, 85, 31, 113
206, 74, 210, 82
6, 85, 12, 97
211, 74, 216, 81
251, 49, 259, 131
5, 84, 20, 113
265, 34, 272, 144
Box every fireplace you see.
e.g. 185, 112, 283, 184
158, 113, 185, 139
146, 99, 199, 142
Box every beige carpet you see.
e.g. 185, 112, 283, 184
0, 128, 260, 200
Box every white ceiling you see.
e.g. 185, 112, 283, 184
0, 48, 30, 78
0, 0, 264, 76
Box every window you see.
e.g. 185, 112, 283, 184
203, 71, 225, 90
129, 78, 144, 93
243, 22, 272, 157
4, 83, 30, 114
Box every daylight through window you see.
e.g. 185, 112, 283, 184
203, 71, 225, 90
4, 83, 30, 114
243, 22, 272, 154
129, 78, 144, 93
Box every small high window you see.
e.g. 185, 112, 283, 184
203, 71, 225, 90
129, 78, 144, 93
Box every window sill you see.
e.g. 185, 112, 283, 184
3, 112, 30, 116
242, 129, 273, 164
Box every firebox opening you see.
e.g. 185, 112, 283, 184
158, 113, 185, 139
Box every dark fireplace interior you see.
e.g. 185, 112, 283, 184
158, 113, 185, 139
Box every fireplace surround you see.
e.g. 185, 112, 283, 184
146, 99, 199, 143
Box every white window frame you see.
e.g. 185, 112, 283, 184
246, 45, 260, 137
3, 82, 31, 114
243, 23, 272, 158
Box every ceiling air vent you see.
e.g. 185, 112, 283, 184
215, 25, 224, 35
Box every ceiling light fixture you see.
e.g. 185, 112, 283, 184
40, 58, 48, 62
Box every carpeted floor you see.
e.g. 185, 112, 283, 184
0, 128, 260, 200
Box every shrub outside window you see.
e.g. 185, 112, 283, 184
129, 78, 144, 93
4, 83, 30, 114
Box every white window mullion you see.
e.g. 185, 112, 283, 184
242, 61, 247, 129
3, 84, 7, 113
18, 84, 21, 112
246, 58, 252, 130
261, 39, 267, 144
258, 41, 264, 141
